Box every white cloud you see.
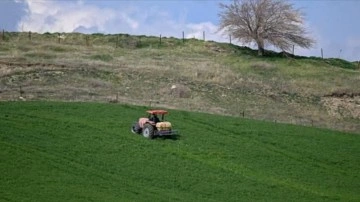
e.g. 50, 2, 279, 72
119, 13, 139, 30
16, 0, 226, 42
14, 0, 236, 49
18, 0, 122, 33
186, 22, 222, 41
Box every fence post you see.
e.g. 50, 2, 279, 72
203, 31, 205, 41
159, 34, 162, 46
292, 45, 295, 55
321, 48, 323, 59
182, 31, 185, 43
2, 29, 4, 41
338, 49, 342, 59
28, 31, 31, 41
19, 85, 24, 97
229, 35, 232, 44
58, 33, 61, 44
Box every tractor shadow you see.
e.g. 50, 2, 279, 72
155, 134, 182, 141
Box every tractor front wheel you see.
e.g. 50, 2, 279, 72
142, 124, 154, 139
131, 123, 141, 134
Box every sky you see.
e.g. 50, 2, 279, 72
0, 0, 359, 61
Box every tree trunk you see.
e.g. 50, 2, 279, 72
257, 42, 265, 56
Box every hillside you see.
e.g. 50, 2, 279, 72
1, 101, 359, 201
0, 32, 359, 133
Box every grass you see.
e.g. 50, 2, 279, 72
0, 32, 359, 133
0, 101, 359, 201
89, 54, 114, 62
24, 52, 57, 60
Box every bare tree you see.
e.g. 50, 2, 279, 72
218, 0, 315, 56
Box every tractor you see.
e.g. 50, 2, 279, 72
131, 110, 177, 139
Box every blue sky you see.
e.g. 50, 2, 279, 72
0, 0, 359, 61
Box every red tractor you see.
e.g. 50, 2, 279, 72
131, 110, 177, 139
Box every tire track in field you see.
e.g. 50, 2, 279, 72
1, 111, 133, 144
1, 110, 185, 201
174, 116, 358, 201
176, 149, 359, 201
184, 116, 350, 175
0, 139, 170, 201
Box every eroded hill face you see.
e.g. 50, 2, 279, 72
322, 95, 360, 120
0, 33, 359, 133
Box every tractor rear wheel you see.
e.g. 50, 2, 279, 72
142, 124, 154, 139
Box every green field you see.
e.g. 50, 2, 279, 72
1, 101, 359, 201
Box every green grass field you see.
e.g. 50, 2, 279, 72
1, 101, 359, 201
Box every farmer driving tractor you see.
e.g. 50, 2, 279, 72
149, 114, 160, 123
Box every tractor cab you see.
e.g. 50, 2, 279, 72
147, 110, 167, 123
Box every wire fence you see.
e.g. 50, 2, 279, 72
2, 29, 358, 64
0, 29, 236, 48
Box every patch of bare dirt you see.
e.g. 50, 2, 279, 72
158, 84, 192, 98
321, 96, 360, 119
